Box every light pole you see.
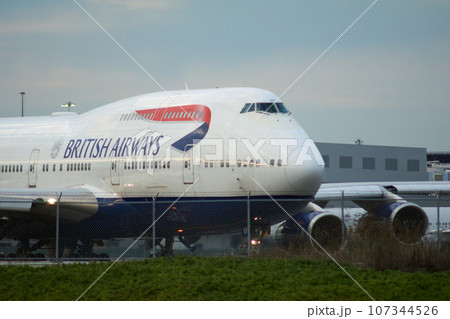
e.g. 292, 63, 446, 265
61, 101, 76, 112
20, 92, 25, 117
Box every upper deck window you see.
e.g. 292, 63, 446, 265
240, 102, 289, 114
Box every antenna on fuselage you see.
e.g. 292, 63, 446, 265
185, 82, 189, 90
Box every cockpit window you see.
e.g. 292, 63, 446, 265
240, 102, 289, 114
276, 103, 289, 113
256, 103, 278, 113
240, 103, 251, 114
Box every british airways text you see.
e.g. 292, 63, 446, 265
63, 135, 164, 159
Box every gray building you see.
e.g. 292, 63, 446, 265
316, 142, 427, 183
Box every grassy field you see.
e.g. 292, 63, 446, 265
0, 256, 449, 301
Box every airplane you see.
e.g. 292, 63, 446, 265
0, 87, 449, 258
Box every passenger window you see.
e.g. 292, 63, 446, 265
167, 161, 170, 169
277, 159, 282, 166
249, 160, 254, 167
226, 160, 230, 168
60, 164, 63, 171
256, 159, 261, 167
220, 160, 224, 168
205, 160, 208, 168
237, 160, 242, 167
243, 160, 247, 167
270, 159, 274, 167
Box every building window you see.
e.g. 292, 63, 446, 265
407, 159, 420, 172
339, 156, 352, 169
385, 158, 398, 171
362, 157, 375, 170
322, 155, 329, 168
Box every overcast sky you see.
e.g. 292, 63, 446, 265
1, 0, 449, 151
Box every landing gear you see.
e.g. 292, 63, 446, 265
178, 236, 198, 254
147, 237, 174, 257
148, 235, 201, 257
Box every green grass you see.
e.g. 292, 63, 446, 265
0, 257, 449, 300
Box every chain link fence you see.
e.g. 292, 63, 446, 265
0, 194, 448, 267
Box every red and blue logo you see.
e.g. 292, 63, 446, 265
136, 105, 211, 152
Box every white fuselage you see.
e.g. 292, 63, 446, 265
0, 88, 324, 200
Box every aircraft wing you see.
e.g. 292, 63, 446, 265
0, 186, 107, 223
315, 181, 450, 201
283, 181, 450, 247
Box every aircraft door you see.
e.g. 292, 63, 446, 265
28, 149, 40, 188
183, 145, 194, 184
110, 158, 120, 185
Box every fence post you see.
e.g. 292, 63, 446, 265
152, 197, 156, 258
247, 193, 251, 257
55, 198, 60, 263
436, 192, 440, 251
341, 191, 345, 242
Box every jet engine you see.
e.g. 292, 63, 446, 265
275, 203, 345, 253
370, 201, 429, 244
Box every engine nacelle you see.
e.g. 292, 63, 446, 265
373, 202, 429, 244
275, 208, 345, 253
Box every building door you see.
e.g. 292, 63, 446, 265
28, 149, 40, 188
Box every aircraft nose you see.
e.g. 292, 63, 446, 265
284, 140, 324, 196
